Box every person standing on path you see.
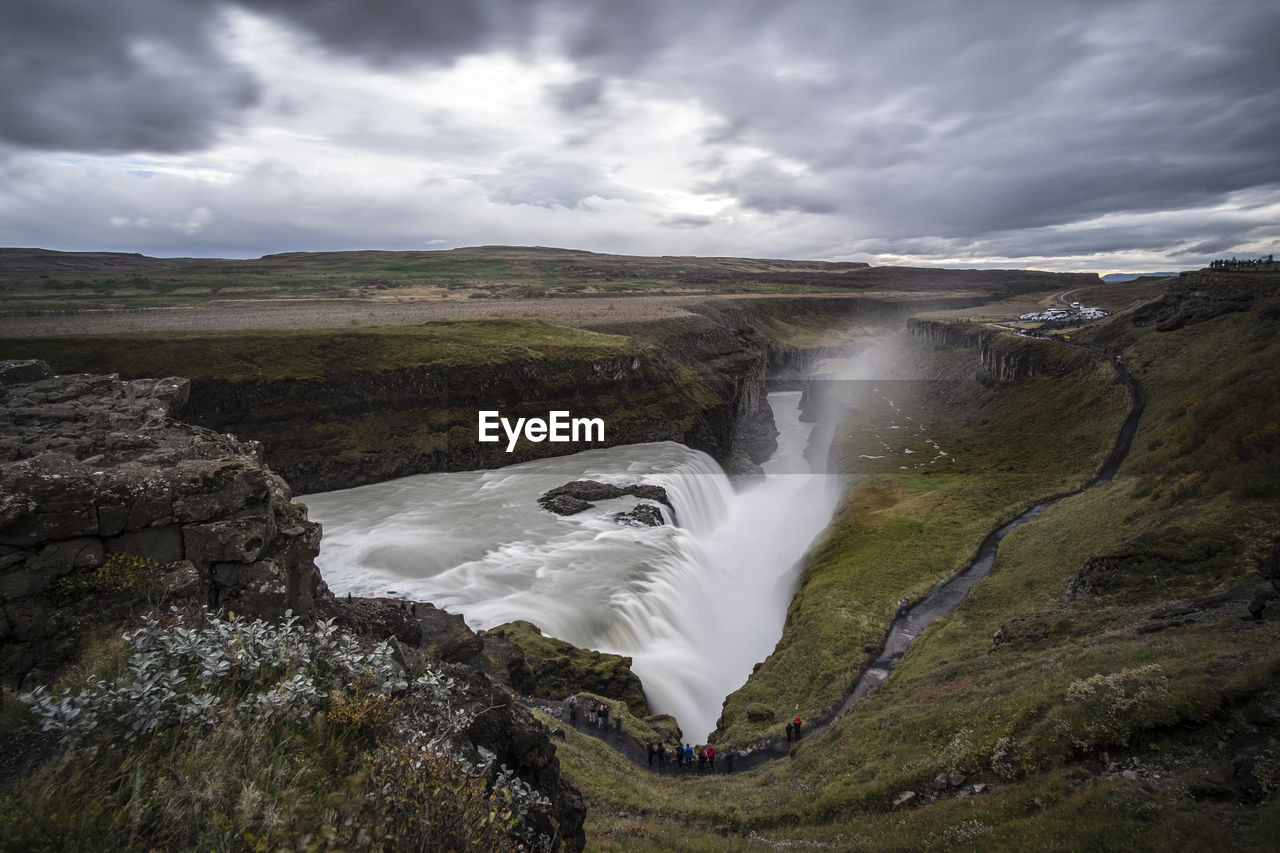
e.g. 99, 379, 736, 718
793, 714, 802, 739
785, 721, 793, 742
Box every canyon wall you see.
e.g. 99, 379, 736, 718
906, 318, 1098, 382
182, 294, 1006, 493
173, 296, 919, 492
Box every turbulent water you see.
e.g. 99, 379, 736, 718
304, 391, 840, 742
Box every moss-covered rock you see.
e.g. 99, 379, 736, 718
483, 621, 652, 716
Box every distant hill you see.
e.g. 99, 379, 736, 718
0, 247, 215, 275
1101, 271, 1181, 283
0, 245, 1101, 312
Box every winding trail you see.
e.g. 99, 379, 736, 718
831, 345, 1143, 718
538, 338, 1144, 773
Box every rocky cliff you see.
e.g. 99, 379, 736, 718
167, 301, 865, 491
177, 350, 689, 494
0, 359, 327, 688
1132, 268, 1279, 331
906, 318, 1094, 382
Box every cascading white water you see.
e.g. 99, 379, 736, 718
303, 390, 840, 742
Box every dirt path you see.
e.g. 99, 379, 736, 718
525, 698, 771, 775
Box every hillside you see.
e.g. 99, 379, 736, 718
0, 246, 1099, 313
554, 269, 1280, 850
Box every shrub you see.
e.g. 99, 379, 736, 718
20, 609, 405, 743
13, 609, 556, 852
1057, 664, 1173, 750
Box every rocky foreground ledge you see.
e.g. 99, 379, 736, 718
0, 359, 327, 688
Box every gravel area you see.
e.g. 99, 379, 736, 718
0, 294, 755, 337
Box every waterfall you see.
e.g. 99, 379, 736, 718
304, 390, 840, 743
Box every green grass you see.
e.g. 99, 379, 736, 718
0, 318, 641, 382
550, 280, 1280, 849
0, 247, 1103, 313
715, 340, 1132, 745
0, 247, 865, 312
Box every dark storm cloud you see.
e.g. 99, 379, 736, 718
0, 0, 543, 153
1, 0, 258, 152
240, 0, 538, 65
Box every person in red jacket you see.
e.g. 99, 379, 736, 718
793, 714, 802, 739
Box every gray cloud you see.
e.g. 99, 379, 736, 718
547, 76, 607, 114
2, 0, 1278, 268
240, 0, 538, 65
1, 0, 258, 152
484, 157, 634, 209
660, 214, 713, 230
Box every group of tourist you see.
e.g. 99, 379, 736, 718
568, 694, 812, 774
568, 695, 622, 733
646, 741, 736, 773
1209, 255, 1274, 269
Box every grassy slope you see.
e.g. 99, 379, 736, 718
716, 337, 1130, 744
556, 277, 1280, 851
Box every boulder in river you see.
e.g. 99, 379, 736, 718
538, 479, 677, 525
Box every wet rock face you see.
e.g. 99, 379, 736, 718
0, 360, 328, 688
612, 504, 664, 527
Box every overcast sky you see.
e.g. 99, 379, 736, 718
2, 0, 1277, 272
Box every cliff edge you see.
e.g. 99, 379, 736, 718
0, 359, 327, 689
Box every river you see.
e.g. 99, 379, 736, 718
302, 390, 841, 742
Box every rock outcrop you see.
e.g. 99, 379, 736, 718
441, 658, 588, 852
538, 480, 675, 523
1133, 269, 1277, 331
0, 360, 590, 851
0, 360, 327, 688
413, 606, 653, 718
483, 620, 653, 717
